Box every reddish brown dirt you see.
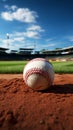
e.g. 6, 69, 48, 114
0, 74, 73, 130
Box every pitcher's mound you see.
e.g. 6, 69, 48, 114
0, 74, 73, 130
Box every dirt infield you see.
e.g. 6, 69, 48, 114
0, 74, 73, 130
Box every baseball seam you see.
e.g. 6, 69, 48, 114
24, 68, 52, 86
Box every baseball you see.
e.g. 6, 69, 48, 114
23, 58, 54, 90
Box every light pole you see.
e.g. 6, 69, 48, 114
6, 33, 9, 48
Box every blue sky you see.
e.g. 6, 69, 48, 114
0, 0, 73, 51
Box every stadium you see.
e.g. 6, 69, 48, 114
0, 46, 73, 61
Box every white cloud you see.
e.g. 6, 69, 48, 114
11, 25, 43, 39
5, 5, 17, 11
1, 5, 38, 23
12, 32, 25, 37
10, 5, 17, 11
24, 31, 40, 39
13, 37, 24, 42
25, 25, 44, 39
1, 12, 13, 21
27, 25, 44, 32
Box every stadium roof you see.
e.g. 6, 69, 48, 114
0, 47, 9, 51
44, 46, 73, 52
19, 48, 34, 50
55, 46, 73, 51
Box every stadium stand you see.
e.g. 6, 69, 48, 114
0, 46, 73, 61
0, 47, 8, 54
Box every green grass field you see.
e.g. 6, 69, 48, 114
0, 61, 73, 74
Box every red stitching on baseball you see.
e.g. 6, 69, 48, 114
24, 68, 52, 86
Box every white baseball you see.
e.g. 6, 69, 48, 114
23, 58, 54, 90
